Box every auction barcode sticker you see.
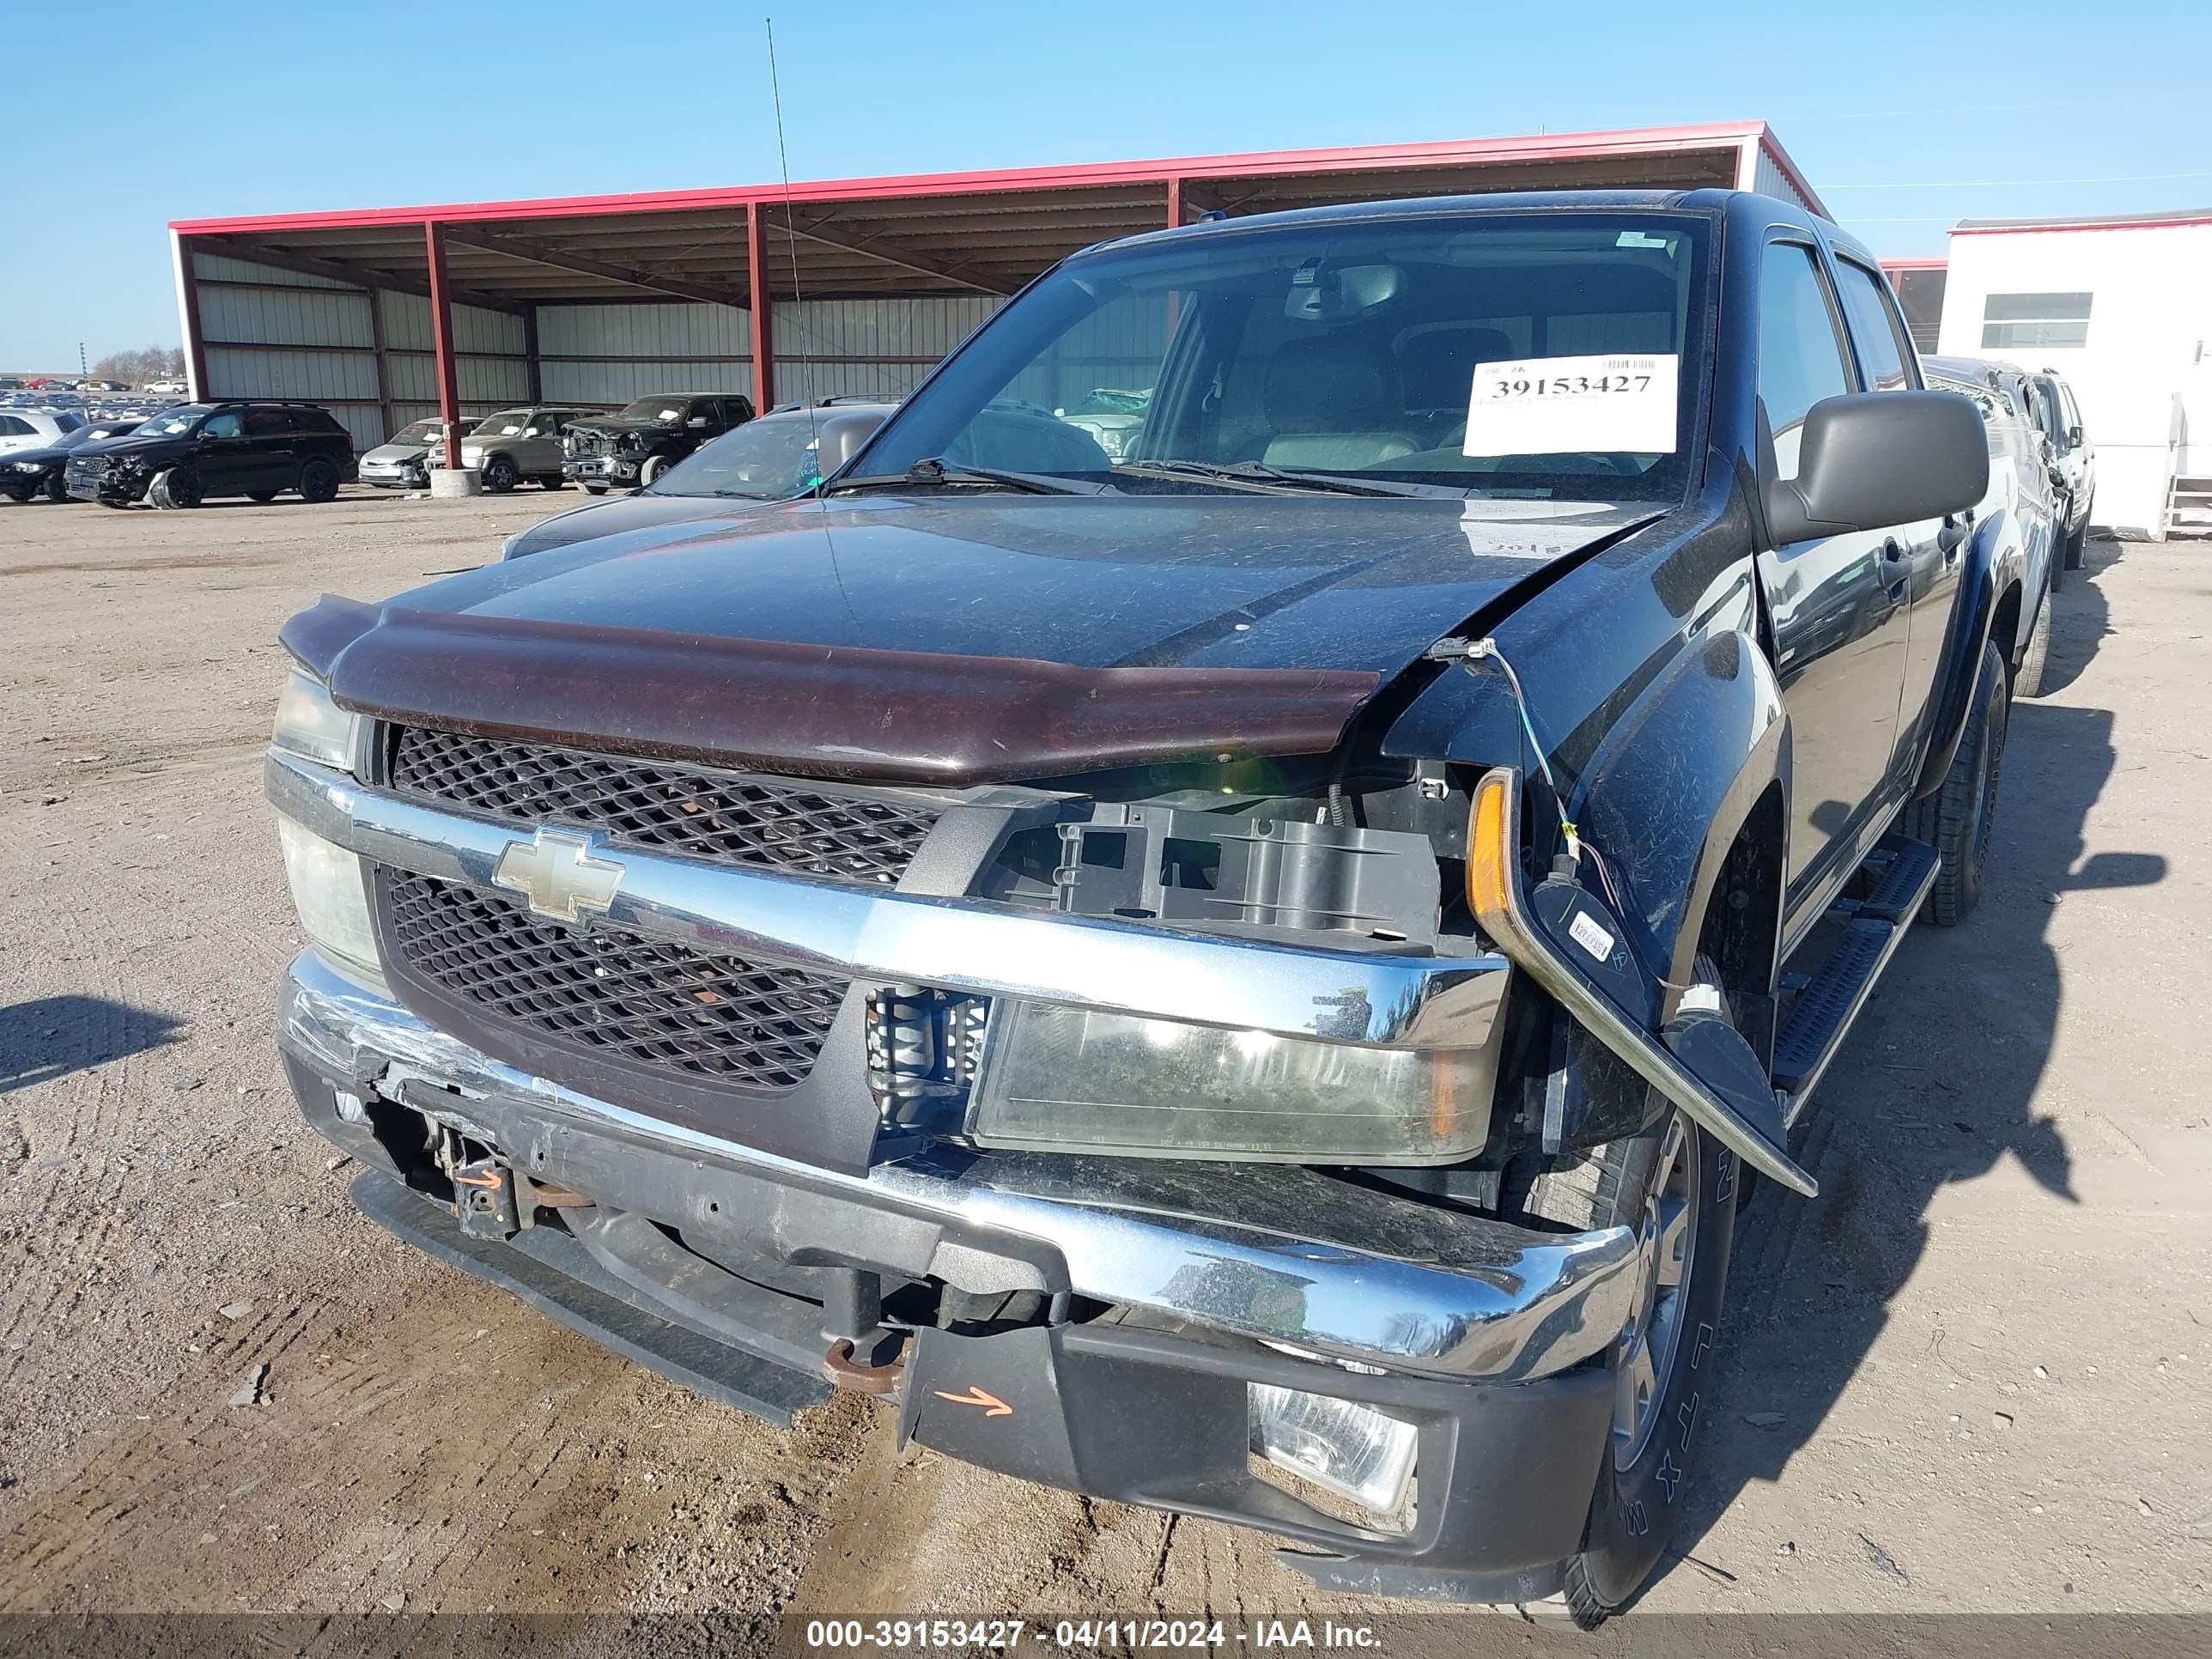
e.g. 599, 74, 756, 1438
1462, 353, 1679, 458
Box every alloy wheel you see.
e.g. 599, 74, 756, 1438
1613, 1109, 1698, 1468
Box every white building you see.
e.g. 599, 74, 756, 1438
1936, 209, 2212, 538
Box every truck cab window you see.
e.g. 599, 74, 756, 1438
1756, 242, 1850, 483
1832, 260, 1914, 392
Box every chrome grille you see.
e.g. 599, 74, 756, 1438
387, 726, 939, 886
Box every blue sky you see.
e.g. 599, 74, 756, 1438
5, 0, 2205, 369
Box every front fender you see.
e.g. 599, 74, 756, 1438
1572, 627, 1790, 1000
1912, 510, 2002, 800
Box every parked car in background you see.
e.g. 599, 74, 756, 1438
2027, 369, 2095, 571
501, 401, 893, 559
143, 379, 191, 397
562, 392, 753, 492
66, 400, 356, 508
360, 417, 476, 490
0, 409, 84, 457
1, 416, 144, 503
458, 405, 603, 494
1055, 386, 1152, 459
1922, 354, 2061, 691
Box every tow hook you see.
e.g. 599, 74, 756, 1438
823, 1337, 908, 1397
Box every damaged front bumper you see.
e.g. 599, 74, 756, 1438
281, 949, 1638, 1384
279, 948, 1637, 1597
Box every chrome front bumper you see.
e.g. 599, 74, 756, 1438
281, 949, 1638, 1382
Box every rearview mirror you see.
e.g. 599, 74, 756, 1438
686, 416, 710, 428
2067, 423, 2084, 448
1765, 392, 1989, 545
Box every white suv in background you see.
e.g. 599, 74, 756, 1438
0, 410, 83, 457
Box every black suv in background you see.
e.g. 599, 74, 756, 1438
65, 401, 357, 508
562, 392, 753, 492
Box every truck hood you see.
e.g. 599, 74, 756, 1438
289, 493, 1655, 783
413, 493, 1652, 673
501, 489, 781, 560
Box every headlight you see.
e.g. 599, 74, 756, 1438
271, 668, 362, 773
9, 460, 42, 473
459, 447, 483, 466
276, 816, 384, 990
966, 1002, 1490, 1164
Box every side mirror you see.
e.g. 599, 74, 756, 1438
686, 416, 710, 428
2067, 423, 2085, 448
812, 409, 890, 475
1765, 392, 1989, 545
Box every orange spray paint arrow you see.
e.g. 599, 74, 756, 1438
933, 1385, 1012, 1418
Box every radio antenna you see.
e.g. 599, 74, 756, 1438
764, 16, 854, 617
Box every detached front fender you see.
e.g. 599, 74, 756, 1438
1571, 627, 1791, 1000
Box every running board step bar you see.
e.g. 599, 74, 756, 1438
1773, 835, 1941, 1121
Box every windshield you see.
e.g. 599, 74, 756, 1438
68, 422, 138, 447
473, 408, 533, 438
855, 212, 1711, 502
649, 416, 828, 500
389, 420, 447, 446
616, 396, 688, 424
134, 404, 215, 438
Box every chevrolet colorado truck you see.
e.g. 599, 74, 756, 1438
269, 190, 2014, 1624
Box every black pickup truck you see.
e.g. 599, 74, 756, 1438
268, 190, 2026, 1624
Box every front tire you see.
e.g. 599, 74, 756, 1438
2016, 581, 2053, 699
1904, 636, 2008, 926
638, 453, 672, 487
149, 466, 202, 509
1515, 968, 1741, 1628
2063, 507, 2089, 570
580, 483, 609, 496
297, 458, 340, 503
246, 490, 278, 502
1, 485, 28, 504
481, 454, 519, 494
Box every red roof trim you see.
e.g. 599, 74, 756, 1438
1952, 213, 2212, 237
169, 121, 1781, 237
1878, 257, 1948, 272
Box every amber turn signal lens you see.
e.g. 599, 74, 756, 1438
1466, 770, 1513, 927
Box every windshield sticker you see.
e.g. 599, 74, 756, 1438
1462, 354, 1679, 458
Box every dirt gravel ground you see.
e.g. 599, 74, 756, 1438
0, 488, 2206, 1653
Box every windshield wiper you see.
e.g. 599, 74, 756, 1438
1110, 459, 1434, 497
824, 457, 1096, 496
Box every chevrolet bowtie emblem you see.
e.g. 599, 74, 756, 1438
491, 829, 625, 923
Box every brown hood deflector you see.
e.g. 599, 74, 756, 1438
281, 595, 1382, 787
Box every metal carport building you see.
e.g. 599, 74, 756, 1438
166, 120, 1826, 461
